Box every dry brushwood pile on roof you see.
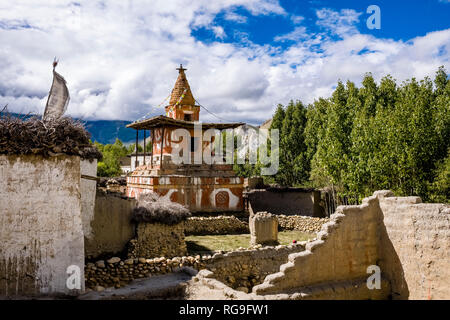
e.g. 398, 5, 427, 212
132, 192, 191, 225
0, 112, 102, 160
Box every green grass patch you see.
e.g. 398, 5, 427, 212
185, 230, 315, 255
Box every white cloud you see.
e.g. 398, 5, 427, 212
316, 8, 362, 37
0, 2, 449, 126
212, 25, 226, 39
290, 15, 304, 24
274, 26, 308, 42
224, 11, 248, 23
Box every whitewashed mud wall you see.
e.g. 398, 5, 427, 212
80, 159, 97, 240
0, 154, 85, 296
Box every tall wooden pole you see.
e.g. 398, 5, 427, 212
160, 126, 165, 168
150, 129, 154, 168
135, 129, 139, 170
143, 129, 146, 166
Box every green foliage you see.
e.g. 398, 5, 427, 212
232, 133, 262, 178
95, 138, 132, 177
269, 100, 308, 186
303, 66, 449, 202
428, 150, 450, 203
262, 66, 448, 203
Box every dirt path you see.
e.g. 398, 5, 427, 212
183, 280, 231, 300
78, 270, 193, 300
78, 267, 240, 300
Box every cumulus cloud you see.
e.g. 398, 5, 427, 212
0, 1, 449, 126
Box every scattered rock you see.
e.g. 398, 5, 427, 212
236, 287, 249, 293
107, 257, 121, 264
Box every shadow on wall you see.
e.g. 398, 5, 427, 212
249, 190, 449, 300
247, 188, 325, 217
378, 217, 410, 299
84, 190, 136, 260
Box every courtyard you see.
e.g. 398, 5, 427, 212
185, 230, 316, 254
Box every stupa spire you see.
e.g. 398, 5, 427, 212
169, 64, 195, 106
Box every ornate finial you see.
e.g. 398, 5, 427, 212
176, 64, 187, 73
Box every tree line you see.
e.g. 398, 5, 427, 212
238, 67, 449, 203
94, 139, 152, 177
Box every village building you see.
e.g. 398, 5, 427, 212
120, 152, 153, 174
126, 65, 245, 212
119, 155, 131, 174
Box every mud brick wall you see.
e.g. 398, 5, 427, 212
252, 191, 449, 300
80, 159, 98, 241
253, 193, 390, 299
247, 188, 324, 217
0, 154, 85, 296
377, 192, 450, 300
84, 190, 136, 259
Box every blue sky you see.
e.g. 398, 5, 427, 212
0, 1, 449, 125
193, 1, 450, 47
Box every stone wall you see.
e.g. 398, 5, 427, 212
247, 188, 324, 217
377, 191, 450, 300
277, 215, 329, 233
85, 256, 207, 290
84, 190, 136, 259
184, 214, 329, 235
85, 243, 306, 291
127, 222, 187, 259
184, 216, 248, 235
205, 243, 306, 292
0, 154, 85, 296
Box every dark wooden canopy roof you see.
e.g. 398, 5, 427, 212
126, 115, 244, 130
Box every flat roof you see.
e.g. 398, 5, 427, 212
126, 115, 245, 130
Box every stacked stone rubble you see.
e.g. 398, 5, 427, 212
277, 215, 329, 233
127, 222, 187, 259
184, 216, 248, 235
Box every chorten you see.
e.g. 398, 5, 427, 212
126, 65, 244, 213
